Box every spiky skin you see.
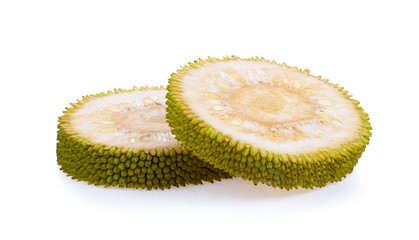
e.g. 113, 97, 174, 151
166, 56, 372, 190
57, 86, 231, 190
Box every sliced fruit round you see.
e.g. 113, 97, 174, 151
166, 56, 372, 189
57, 86, 230, 190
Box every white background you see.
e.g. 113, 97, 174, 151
1, 1, 418, 239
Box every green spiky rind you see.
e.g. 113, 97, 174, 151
166, 56, 372, 190
57, 86, 231, 190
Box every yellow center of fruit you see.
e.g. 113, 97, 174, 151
228, 85, 316, 125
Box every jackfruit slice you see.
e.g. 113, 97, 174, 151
166, 56, 372, 189
57, 86, 230, 190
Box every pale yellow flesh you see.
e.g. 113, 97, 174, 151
63, 89, 181, 152
180, 61, 362, 155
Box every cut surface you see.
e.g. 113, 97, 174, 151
179, 60, 362, 155
62, 88, 180, 152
